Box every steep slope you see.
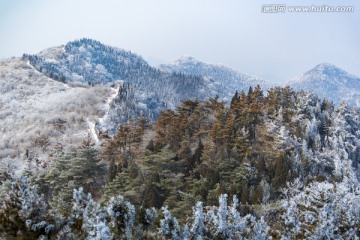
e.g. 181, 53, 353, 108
159, 56, 270, 100
289, 63, 360, 107
0, 57, 118, 170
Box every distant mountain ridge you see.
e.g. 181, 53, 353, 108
160, 55, 266, 86
159, 55, 270, 101
160, 57, 360, 108
11, 38, 360, 128
18, 39, 360, 135
289, 63, 360, 108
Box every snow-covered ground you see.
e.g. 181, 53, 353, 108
0, 57, 117, 173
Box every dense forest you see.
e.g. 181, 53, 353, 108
1, 85, 360, 239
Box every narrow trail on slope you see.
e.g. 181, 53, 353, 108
87, 120, 100, 144
97, 83, 121, 126
88, 83, 121, 145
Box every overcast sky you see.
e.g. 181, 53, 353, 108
0, 0, 359, 82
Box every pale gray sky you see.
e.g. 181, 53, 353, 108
0, 0, 359, 82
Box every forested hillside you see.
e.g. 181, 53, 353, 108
22, 38, 250, 131
1, 86, 360, 239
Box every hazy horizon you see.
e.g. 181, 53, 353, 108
1, 0, 359, 83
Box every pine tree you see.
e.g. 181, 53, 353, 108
45, 137, 106, 216
145, 139, 155, 152
192, 140, 204, 166
230, 90, 239, 109
101, 171, 132, 204
248, 85, 264, 141
0, 177, 55, 239
106, 159, 118, 183
181, 144, 194, 174
106, 195, 136, 240
159, 206, 182, 240
190, 201, 206, 239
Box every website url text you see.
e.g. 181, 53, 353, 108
261, 4, 355, 13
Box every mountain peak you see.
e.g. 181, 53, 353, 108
316, 62, 335, 67
307, 62, 348, 77
291, 63, 352, 84
25, 38, 149, 86
313, 62, 336, 70
172, 56, 200, 65
290, 62, 360, 107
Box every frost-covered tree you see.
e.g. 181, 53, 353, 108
280, 180, 360, 239
210, 194, 230, 238
70, 188, 111, 240
205, 194, 268, 239
190, 201, 206, 239
0, 176, 55, 239
134, 207, 157, 239
106, 195, 136, 240
250, 216, 270, 240
159, 206, 182, 240
228, 195, 249, 238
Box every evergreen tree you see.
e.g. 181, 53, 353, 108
0, 177, 55, 239
44, 137, 106, 216
230, 90, 239, 108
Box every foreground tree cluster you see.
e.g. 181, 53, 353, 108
1, 86, 360, 239
1, 177, 359, 239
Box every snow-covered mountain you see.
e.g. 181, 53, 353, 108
23, 39, 272, 134
289, 63, 360, 107
159, 56, 270, 100
1, 39, 360, 172
23, 39, 214, 132
161, 58, 360, 108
